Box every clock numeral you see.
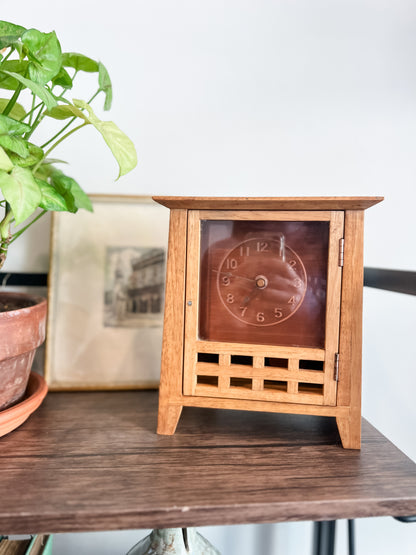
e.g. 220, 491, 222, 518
226, 293, 234, 304
239, 245, 250, 256
294, 278, 303, 288
222, 276, 231, 286
256, 241, 270, 252
288, 296, 297, 305
274, 308, 283, 318
256, 312, 265, 322
289, 260, 297, 268
226, 258, 238, 270
240, 306, 247, 317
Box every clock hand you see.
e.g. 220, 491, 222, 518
241, 276, 268, 306
213, 269, 256, 284
241, 287, 260, 307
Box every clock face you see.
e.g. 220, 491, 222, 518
216, 237, 307, 327
198, 219, 329, 348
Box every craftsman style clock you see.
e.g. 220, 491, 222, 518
154, 196, 383, 449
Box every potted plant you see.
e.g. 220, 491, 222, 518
0, 20, 137, 413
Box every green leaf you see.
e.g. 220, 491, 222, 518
0, 146, 13, 171
0, 60, 29, 90
52, 67, 73, 89
22, 29, 62, 84
33, 162, 53, 181
47, 169, 91, 212
8, 142, 44, 168
0, 70, 57, 110
46, 103, 89, 121
66, 178, 93, 211
62, 52, 99, 73
0, 98, 26, 120
0, 21, 26, 49
36, 179, 69, 211
73, 100, 137, 178
42, 158, 68, 165
0, 135, 28, 158
0, 114, 31, 157
0, 166, 41, 224
98, 62, 112, 110
0, 113, 30, 135
49, 171, 77, 213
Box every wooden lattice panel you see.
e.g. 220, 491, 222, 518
185, 343, 329, 406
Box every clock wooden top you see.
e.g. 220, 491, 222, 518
153, 196, 384, 211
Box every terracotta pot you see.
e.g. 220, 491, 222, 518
0, 292, 47, 411
0, 372, 48, 437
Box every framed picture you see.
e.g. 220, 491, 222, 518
45, 195, 169, 390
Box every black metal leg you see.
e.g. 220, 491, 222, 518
312, 521, 336, 555
394, 515, 416, 523
348, 520, 355, 555
313, 516, 415, 555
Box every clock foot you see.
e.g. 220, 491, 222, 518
157, 403, 183, 435
336, 415, 361, 449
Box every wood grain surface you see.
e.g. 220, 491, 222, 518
0, 390, 414, 535
157, 208, 187, 434
153, 196, 384, 211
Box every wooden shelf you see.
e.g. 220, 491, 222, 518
0, 390, 415, 534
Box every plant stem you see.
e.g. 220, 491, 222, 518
2, 81, 23, 116
8, 209, 47, 245
40, 89, 101, 150
40, 117, 76, 150
87, 89, 100, 105
24, 104, 46, 141
0, 208, 47, 270
44, 121, 89, 158
0, 204, 13, 271
0, 204, 13, 240
26, 94, 37, 125
18, 99, 44, 124
31, 121, 90, 175
0, 48, 13, 64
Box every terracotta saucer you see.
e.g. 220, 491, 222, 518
0, 372, 48, 438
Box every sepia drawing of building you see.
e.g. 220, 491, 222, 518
126, 249, 165, 315
104, 246, 165, 328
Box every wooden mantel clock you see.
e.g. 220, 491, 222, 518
153, 196, 383, 449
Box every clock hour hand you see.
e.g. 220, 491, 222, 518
213, 269, 256, 284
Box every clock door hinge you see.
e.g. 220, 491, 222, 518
334, 353, 340, 382
338, 238, 345, 267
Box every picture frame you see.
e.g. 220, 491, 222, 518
45, 195, 169, 390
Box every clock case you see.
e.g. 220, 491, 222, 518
154, 196, 383, 449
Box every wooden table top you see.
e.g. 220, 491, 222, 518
0, 390, 415, 534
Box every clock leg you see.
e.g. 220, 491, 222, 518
157, 403, 183, 435
336, 414, 361, 449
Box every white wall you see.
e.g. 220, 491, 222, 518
1, 2, 415, 553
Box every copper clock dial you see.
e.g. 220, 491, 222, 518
198, 220, 329, 348
216, 237, 307, 326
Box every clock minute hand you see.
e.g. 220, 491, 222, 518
241, 286, 260, 307
241, 275, 269, 307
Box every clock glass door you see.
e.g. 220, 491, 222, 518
183, 210, 344, 407
199, 218, 327, 348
